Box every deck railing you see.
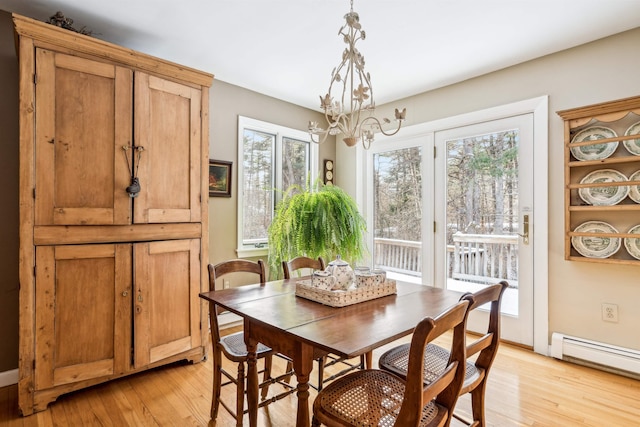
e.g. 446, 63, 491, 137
373, 238, 422, 276
373, 233, 519, 284
449, 233, 518, 283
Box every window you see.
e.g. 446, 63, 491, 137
237, 116, 318, 257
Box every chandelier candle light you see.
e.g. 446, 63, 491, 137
308, 0, 406, 149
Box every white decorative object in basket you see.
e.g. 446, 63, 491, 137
325, 255, 355, 290
295, 279, 397, 307
311, 270, 337, 290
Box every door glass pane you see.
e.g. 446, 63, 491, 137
281, 137, 309, 190
242, 129, 274, 245
445, 129, 519, 315
373, 147, 422, 281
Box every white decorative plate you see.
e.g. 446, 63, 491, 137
628, 170, 640, 204
571, 221, 620, 258
570, 126, 618, 161
623, 121, 640, 156
578, 169, 629, 206
624, 224, 640, 260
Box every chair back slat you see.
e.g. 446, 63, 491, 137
396, 299, 470, 426
421, 362, 457, 400
462, 280, 508, 371
282, 256, 325, 279
214, 259, 266, 283
207, 259, 266, 344
466, 332, 493, 357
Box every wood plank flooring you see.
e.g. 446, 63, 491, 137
2, 331, 639, 426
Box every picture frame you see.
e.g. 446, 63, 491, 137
209, 160, 232, 197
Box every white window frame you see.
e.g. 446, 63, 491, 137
236, 116, 318, 258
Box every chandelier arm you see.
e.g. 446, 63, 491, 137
360, 116, 404, 137
332, 113, 349, 133
310, 129, 331, 145
378, 120, 403, 137
325, 108, 350, 131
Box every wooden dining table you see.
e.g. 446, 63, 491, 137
199, 278, 464, 427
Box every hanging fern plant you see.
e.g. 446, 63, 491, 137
267, 179, 367, 279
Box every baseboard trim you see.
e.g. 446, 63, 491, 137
0, 369, 18, 388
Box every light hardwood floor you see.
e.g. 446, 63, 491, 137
2, 331, 639, 426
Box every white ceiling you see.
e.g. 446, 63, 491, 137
2, 0, 640, 111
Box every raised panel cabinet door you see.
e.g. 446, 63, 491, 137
133, 73, 203, 224
34, 244, 132, 390
34, 49, 133, 226
133, 239, 202, 367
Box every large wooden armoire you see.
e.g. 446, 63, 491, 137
13, 14, 213, 415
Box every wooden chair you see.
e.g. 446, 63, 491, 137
282, 256, 368, 391
378, 281, 509, 427
312, 299, 470, 427
282, 255, 327, 279
207, 259, 295, 426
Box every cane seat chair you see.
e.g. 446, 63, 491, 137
282, 256, 368, 391
312, 299, 471, 427
207, 259, 296, 426
378, 281, 509, 427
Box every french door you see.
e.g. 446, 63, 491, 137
434, 114, 534, 346
365, 113, 536, 346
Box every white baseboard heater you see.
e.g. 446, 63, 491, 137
551, 333, 640, 378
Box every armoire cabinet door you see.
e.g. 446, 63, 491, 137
34, 49, 133, 226
133, 73, 202, 224
133, 239, 202, 367
34, 244, 132, 389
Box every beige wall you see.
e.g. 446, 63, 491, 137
361, 27, 640, 351
0, 11, 20, 373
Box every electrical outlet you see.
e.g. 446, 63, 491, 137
223, 279, 230, 289
602, 303, 618, 322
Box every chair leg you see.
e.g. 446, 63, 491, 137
236, 361, 245, 427
283, 360, 294, 384
211, 349, 222, 419
312, 415, 321, 427
261, 355, 273, 400
317, 356, 327, 392
470, 380, 487, 427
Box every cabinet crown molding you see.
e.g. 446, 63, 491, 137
12, 13, 214, 88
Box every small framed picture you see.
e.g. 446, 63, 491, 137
209, 160, 232, 197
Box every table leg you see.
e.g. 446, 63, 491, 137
365, 350, 373, 369
293, 344, 314, 427
245, 336, 259, 427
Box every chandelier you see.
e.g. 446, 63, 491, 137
308, 0, 406, 149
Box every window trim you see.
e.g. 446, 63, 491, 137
236, 116, 318, 258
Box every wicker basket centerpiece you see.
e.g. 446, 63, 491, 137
295, 278, 397, 307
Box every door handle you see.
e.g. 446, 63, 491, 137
519, 214, 530, 245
